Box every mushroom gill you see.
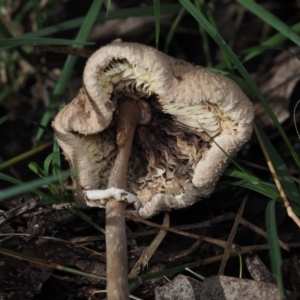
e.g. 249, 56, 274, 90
94, 57, 238, 205
98, 57, 239, 137
97, 57, 156, 97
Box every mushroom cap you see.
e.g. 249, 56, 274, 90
83, 41, 253, 133
53, 41, 254, 207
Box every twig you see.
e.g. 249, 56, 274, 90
0, 246, 106, 281
71, 212, 290, 251
254, 122, 300, 227
127, 213, 231, 249
129, 213, 170, 278
105, 98, 141, 300
130, 243, 300, 284
219, 196, 247, 275
0, 197, 40, 225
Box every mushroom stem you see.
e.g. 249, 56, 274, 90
106, 98, 141, 300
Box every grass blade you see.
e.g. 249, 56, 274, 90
18, 5, 181, 40
0, 141, 53, 171
224, 169, 279, 199
106, 0, 111, 16
34, 0, 104, 145
31, 0, 42, 29
164, 7, 185, 53
242, 22, 300, 62
178, 0, 300, 167
266, 200, 284, 299
254, 123, 300, 222
0, 17, 14, 38
0, 115, 11, 126
153, 0, 161, 48
52, 137, 65, 192
0, 38, 92, 51
0, 246, 106, 281
236, 0, 300, 47
254, 124, 300, 207
0, 172, 67, 203
194, 0, 211, 67
43, 152, 57, 176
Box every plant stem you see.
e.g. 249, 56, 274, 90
106, 98, 141, 300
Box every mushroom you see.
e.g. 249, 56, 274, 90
52, 41, 254, 219
53, 41, 254, 298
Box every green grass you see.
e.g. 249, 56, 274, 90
153, 0, 161, 48
266, 200, 284, 299
34, 0, 104, 145
178, 1, 299, 297
0, 1, 299, 298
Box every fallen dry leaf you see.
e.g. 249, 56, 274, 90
255, 47, 300, 128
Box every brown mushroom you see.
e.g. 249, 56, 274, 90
53, 41, 254, 299
52, 41, 254, 219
